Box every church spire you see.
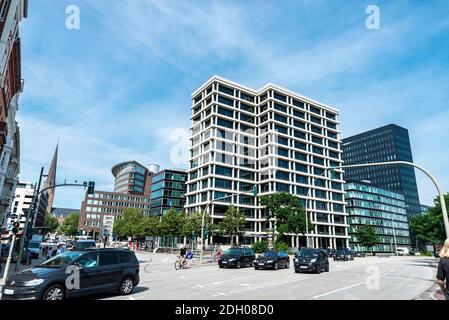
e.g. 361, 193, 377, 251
45, 143, 58, 211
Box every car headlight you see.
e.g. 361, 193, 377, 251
23, 279, 45, 287
294, 258, 298, 262
310, 258, 317, 263
267, 260, 273, 263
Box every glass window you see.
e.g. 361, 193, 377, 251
99, 251, 119, 266
76, 252, 99, 269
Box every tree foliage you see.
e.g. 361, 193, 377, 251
252, 240, 269, 253
356, 225, 378, 250
42, 212, 59, 235
259, 192, 312, 240
113, 208, 150, 240
410, 193, 448, 244
217, 206, 246, 246
184, 211, 212, 237
58, 212, 79, 236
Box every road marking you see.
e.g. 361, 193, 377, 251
312, 269, 395, 299
128, 296, 135, 300
192, 274, 260, 288
162, 257, 170, 263
226, 276, 312, 295
191, 284, 204, 289
212, 292, 230, 297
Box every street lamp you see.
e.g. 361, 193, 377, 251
331, 161, 449, 239
199, 186, 257, 264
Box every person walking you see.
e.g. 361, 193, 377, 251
437, 238, 449, 300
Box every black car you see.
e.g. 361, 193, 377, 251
218, 247, 255, 268
326, 248, 336, 258
355, 251, 366, 257
294, 248, 329, 273
334, 249, 353, 261
254, 250, 290, 270
1, 248, 140, 300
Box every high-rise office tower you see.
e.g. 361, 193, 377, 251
341, 124, 421, 221
185, 76, 348, 249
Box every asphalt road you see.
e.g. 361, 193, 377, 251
99, 252, 437, 300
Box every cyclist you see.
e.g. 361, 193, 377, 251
179, 246, 187, 265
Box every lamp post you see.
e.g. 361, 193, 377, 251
331, 161, 449, 239
199, 186, 257, 264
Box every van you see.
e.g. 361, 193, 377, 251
396, 247, 409, 256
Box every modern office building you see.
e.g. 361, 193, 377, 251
111, 160, 154, 196
0, 0, 28, 226
345, 180, 411, 253
185, 76, 348, 248
149, 169, 187, 216
342, 124, 421, 221
78, 162, 159, 238
78, 190, 151, 238
0, 181, 34, 241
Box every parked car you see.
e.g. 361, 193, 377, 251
355, 251, 366, 257
254, 250, 290, 270
1, 248, 140, 300
73, 240, 97, 251
334, 249, 353, 261
218, 247, 255, 268
326, 248, 336, 258
396, 247, 409, 256
294, 248, 329, 273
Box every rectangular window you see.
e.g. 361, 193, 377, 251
310, 106, 321, 115
277, 136, 288, 146
293, 109, 305, 119
215, 165, 232, 177
274, 113, 287, 123
294, 141, 307, 150
310, 116, 321, 125
293, 120, 305, 129
240, 92, 255, 102
295, 152, 307, 161
217, 118, 233, 129
312, 146, 323, 154
218, 95, 234, 106
296, 186, 308, 195
239, 170, 254, 180
278, 147, 289, 157
217, 107, 233, 117
277, 159, 289, 169
240, 113, 254, 123
240, 103, 254, 113
215, 178, 232, 189
273, 102, 287, 113
273, 92, 287, 102
276, 183, 289, 192
294, 130, 306, 139
296, 175, 308, 184
292, 99, 304, 109
295, 163, 307, 173
275, 124, 288, 134
276, 171, 289, 181
218, 85, 234, 96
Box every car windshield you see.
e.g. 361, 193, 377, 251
225, 249, 243, 255
38, 252, 83, 268
260, 251, 277, 258
28, 243, 40, 249
298, 250, 318, 257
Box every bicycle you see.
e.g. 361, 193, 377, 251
174, 255, 187, 270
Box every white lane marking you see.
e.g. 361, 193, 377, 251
191, 284, 204, 289
312, 269, 395, 299
212, 292, 230, 297
162, 257, 170, 263
226, 276, 312, 295
192, 274, 260, 288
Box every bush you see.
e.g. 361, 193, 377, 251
275, 240, 289, 253
252, 240, 269, 253
420, 250, 433, 257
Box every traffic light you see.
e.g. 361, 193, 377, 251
12, 221, 20, 234
203, 229, 209, 238
87, 181, 95, 195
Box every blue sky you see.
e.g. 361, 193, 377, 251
18, 0, 449, 209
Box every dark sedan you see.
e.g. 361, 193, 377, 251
1, 248, 140, 300
333, 249, 354, 261
294, 248, 329, 273
254, 250, 290, 270
218, 247, 255, 268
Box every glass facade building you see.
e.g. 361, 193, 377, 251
111, 161, 150, 195
149, 169, 187, 216
342, 124, 421, 221
185, 76, 348, 248
345, 181, 411, 253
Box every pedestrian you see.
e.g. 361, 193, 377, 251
437, 238, 449, 300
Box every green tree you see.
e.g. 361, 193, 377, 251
252, 240, 269, 253
217, 206, 246, 246
113, 208, 148, 240
58, 212, 79, 236
259, 192, 313, 242
274, 240, 289, 253
159, 208, 186, 246
184, 211, 213, 238
410, 193, 448, 244
356, 225, 378, 252
42, 211, 59, 235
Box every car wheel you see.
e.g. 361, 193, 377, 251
219, 265, 224, 269
295, 269, 301, 273
236, 261, 241, 269
274, 262, 278, 270
255, 267, 259, 270
119, 277, 135, 295
43, 284, 65, 301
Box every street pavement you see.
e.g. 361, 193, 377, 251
98, 252, 438, 300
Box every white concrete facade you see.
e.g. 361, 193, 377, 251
185, 76, 349, 249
